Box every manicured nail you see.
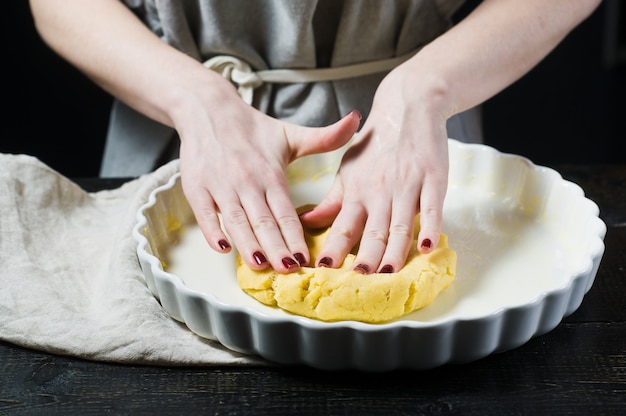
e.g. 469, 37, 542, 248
282, 257, 299, 270
253, 251, 267, 266
379, 264, 394, 274
318, 257, 333, 268
421, 239, 432, 250
346, 109, 362, 121
354, 264, 370, 274
218, 239, 231, 251
294, 253, 307, 266
298, 209, 313, 218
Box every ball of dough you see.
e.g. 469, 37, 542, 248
236, 216, 456, 323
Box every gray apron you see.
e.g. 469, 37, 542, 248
100, 0, 481, 177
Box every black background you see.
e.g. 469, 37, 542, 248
4, 1, 625, 178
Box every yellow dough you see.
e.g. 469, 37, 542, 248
236, 215, 456, 323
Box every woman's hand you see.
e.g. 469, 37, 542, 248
300, 0, 602, 273
177, 80, 360, 273
300, 62, 450, 274
29, 0, 361, 274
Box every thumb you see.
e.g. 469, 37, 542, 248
299, 174, 345, 229
286, 110, 361, 161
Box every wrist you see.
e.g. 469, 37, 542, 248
165, 64, 243, 135
399, 54, 457, 122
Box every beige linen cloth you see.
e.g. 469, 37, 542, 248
0, 153, 264, 365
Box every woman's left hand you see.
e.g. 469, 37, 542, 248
299, 0, 603, 274
300, 62, 450, 274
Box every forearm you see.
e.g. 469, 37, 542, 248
29, 0, 237, 129
401, 0, 601, 118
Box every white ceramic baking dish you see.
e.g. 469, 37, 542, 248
133, 139, 606, 371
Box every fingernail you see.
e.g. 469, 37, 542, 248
294, 252, 307, 266
354, 264, 370, 274
218, 239, 231, 251
253, 251, 268, 266
379, 264, 394, 274
282, 257, 299, 270
350, 109, 362, 121
298, 209, 313, 218
421, 239, 432, 250
318, 257, 333, 268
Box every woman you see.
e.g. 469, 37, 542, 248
29, 0, 601, 275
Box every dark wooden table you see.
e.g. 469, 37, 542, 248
1, 165, 624, 416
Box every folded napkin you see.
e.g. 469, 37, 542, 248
0, 154, 264, 366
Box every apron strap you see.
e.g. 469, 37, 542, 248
203, 49, 420, 105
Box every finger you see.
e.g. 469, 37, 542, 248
314, 201, 367, 269
182, 183, 233, 254
299, 174, 345, 229
237, 189, 301, 274
417, 175, 447, 254
265, 185, 310, 266
376, 200, 417, 274
214, 194, 273, 271
287, 110, 361, 160
350, 203, 391, 274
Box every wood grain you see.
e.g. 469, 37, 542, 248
1, 166, 624, 416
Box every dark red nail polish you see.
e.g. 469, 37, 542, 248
421, 239, 432, 250
318, 257, 333, 268
282, 257, 298, 269
298, 209, 313, 218
380, 264, 394, 273
354, 264, 370, 274
218, 239, 231, 251
253, 251, 267, 265
294, 253, 306, 266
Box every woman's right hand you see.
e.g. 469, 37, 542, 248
29, 0, 360, 273
175, 77, 360, 273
